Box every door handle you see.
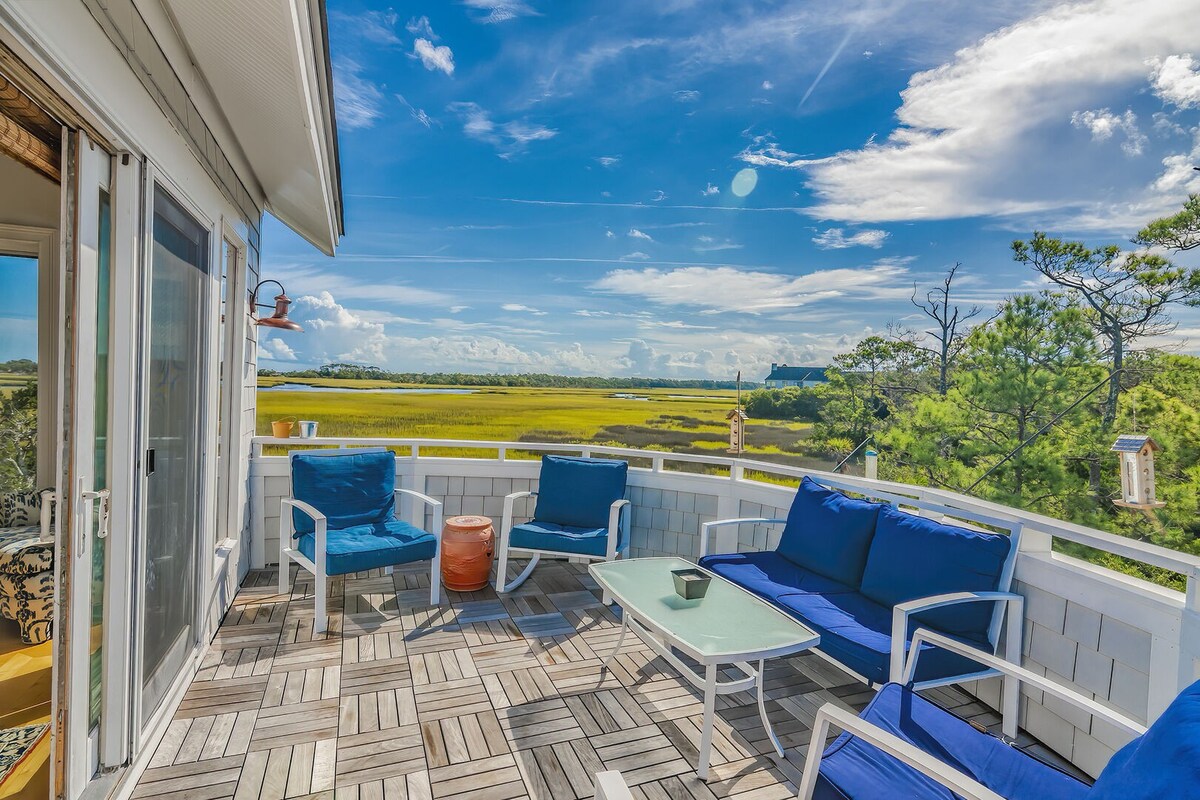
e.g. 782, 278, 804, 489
82, 487, 112, 540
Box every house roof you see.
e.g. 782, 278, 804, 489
1110, 435, 1161, 453
765, 365, 828, 383
159, 0, 344, 254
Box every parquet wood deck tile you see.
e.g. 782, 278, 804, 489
133, 562, 1063, 800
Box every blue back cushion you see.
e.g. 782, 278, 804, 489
859, 505, 1012, 642
533, 456, 628, 529
776, 477, 883, 588
290, 450, 396, 535
1088, 679, 1200, 798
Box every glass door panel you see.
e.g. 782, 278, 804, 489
140, 186, 208, 723
89, 189, 111, 730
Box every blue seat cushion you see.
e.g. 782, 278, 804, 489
296, 519, 436, 576
859, 505, 1011, 642
699, 551, 857, 603
776, 477, 883, 588
290, 450, 396, 535
1088, 678, 1200, 798
776, 590, 989, 685
509, 520, 612, 557
533, 455, 628, 529
813, 682, 1089, 800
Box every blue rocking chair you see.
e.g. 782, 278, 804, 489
279, 448, 443, 633
496, 455, 629, 595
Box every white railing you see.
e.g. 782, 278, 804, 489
249, 435, 1199, 776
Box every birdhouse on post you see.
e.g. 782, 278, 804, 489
1110, 435, 1165, 510
726, 408, 748, 455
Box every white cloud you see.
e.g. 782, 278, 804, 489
812, 228, 890, 249
701, 183, 720, 196
331, 9, 401, 45
605, 229, 616, 238
651, 190, 668, 202
332, 60, 383, 130
1148, 54, 1200, 109
413, 38, 455, 76
738, 134, 819, 169
449, 305, 470, 313
760, 0, 1200, 230
448, 103, 557, 157
501, 303, 548, 315
272, 264, 453, 307
461, 0, 539, 24
257, 337, 297, 362
396, 94, 434, 127
294, 292, 389, 364
597, 156, 621, 167
761, 80, 774, 90
628, 228, 653, 241
406, 16, 436, 39
673, 89, 701, 102
620, 251, 651, 261
1070, 108, 1147, 156
592, 262, 912, 314
693, 237, 743, 253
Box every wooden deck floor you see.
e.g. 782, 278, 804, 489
131, 560, 1063, 800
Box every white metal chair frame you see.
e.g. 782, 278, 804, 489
698, 475, 1026, 736
797, 627, 1147, 800
278, 448, 443, 634
495, 489, 630, 598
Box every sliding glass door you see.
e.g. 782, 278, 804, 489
139, 185, 209, 724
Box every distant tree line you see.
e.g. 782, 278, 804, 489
0, 359, 37, 374
259, 362, 755, 391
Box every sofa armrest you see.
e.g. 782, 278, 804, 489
797, 701, 1005, 800
908, 628, 1147, 738
698, 518, 787, 557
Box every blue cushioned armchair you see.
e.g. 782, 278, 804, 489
798, 627, 1200, 800
496, 455, 629, 596
280, 448, 443, 633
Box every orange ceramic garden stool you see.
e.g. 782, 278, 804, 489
440, 515, 495, 592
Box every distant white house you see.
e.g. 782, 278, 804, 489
764, 363, 829, 388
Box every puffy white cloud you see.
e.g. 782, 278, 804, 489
295, 292, 388, 364
761, 80, 774, 90
1070, 108, 1147, 156
501, 303, 547, 315
592, 262, 912, 313
812, 228, 890, 249
332, 60, 383, 130
413, 38, 455, 76
620, 251, 651, 261
1148, 53, 1200, 109
701, 183, 720, 196
627, 228, 653, 241
755, 0, 1200, 230
257, 337, 297, 362
406, 15, 436, 39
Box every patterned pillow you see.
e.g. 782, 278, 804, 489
0, 530, 54, 575
0, 491, 44, 528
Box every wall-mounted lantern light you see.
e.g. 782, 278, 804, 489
250, 279, 303, 332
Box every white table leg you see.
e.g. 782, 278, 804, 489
755, 659, 785, 759
698, 663, 717, 781
601, 611, 629, 672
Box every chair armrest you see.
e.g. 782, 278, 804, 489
592, 770, 634, 800
907, 628, 1147, 737
394, 489, 443, 535
281, 497, 326, 526
890, 592, 1023, 684
39, 490, 56, 542
395, 488, 442, 508
501, 491, 535, 536
698, 518, 787, 557
797, 702, 1005, 800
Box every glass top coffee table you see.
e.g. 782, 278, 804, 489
590, 556, 820, 780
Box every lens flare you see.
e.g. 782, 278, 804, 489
731, 168, 758, 197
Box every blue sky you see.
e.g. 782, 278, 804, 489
4, 1, 1199, 380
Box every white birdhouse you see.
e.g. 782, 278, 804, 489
726, 408, 748, 455
1110, 435, 1165, 510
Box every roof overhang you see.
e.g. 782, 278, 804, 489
160, 0, 344, 255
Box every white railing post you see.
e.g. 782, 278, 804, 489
731, 463, 745, 482
865, 449, 878, 480
1181, 570, 1200, 692
652, 456, 664, 473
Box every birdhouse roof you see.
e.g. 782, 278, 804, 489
726, 408, 748, 419
1110, 434, 1161, 453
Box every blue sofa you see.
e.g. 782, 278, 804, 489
698, 477, 1023, 723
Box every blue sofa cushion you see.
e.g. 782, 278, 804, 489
509, 520, 612, 557
1088, 678, 1200, 798
859, 505, 1011, 642
699, 551, 858, 602
777, 590, 987, 685
776, 477, 883, 588
813, 682, 1089, 800
533, 455, 628, 529
296, 519, 436, 576
290, 450, 396, 535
